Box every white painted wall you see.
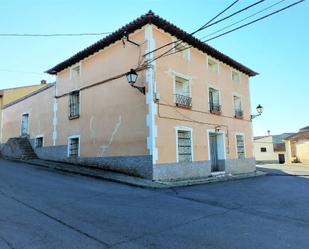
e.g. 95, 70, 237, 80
254, 136, 278, 162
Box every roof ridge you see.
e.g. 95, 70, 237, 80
46, 11, 257, 76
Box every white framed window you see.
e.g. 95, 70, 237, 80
208, 87, 221, 113
35, 136, 44, 148
232, 70, 240, 82
235, 134, 245, 159
174, 75, 192, 108
176, 127, 193, 163
233, 95, 243, 118
67, 135, 80, 158
207, 57, 219, 72
175, 76, 190, 97
69, 91, 80, 119
70, 63, 81, 79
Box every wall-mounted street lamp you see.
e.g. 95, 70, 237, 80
251, 104, 263, 120
126, 69, 145, 94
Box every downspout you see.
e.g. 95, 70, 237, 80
145, 25, 158, 164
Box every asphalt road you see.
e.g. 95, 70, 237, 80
0, 159, 309, 249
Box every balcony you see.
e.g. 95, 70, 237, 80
234, 109, 243, 119
210, 103, 221, 114
175, 94, 192, 109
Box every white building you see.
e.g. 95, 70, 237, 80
254, 133, 294, 164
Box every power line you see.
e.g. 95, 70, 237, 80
191, 0, 240, 36
164, 0, 240, 66
199, 0, 287, 41
0, 69, 47, 75
153, 0, 305, 62
0, 32, 112, 37
144, 0, 265, 58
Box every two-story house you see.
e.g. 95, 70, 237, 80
0, 81, 48, 144
0, 11, 258, 180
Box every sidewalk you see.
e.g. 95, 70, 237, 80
7, 158, 266, 188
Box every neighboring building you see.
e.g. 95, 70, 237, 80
285, 126, 309, 164
254, 132, 294, 164
0, 81, 47, 143
1, 11, 258, 180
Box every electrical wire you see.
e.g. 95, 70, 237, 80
161, 0, 240, 66
199, 0, 287, 40
144, 0, 265, 58
153, 0, 305, 62
0, 32, 112, 37
0, 69, 47, 75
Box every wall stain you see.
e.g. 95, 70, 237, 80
100, 115, 122, 156
89, 116, 96, 144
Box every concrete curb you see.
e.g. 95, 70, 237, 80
1, 157, 267, 188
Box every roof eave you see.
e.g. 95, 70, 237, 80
46, 11, 258, 77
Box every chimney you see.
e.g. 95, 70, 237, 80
267, 130, 270, 136
41, 79, 47, 84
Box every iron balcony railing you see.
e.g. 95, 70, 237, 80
175, 94, 192, 108
209, 103, 221, 114
234, 109, 244, 119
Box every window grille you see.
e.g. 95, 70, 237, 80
177, 130, 192, 162
69, 91, 80, 119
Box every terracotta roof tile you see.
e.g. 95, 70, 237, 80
46, 10, 257, 76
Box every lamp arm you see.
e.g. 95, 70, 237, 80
132, 85, 146, 94
251, 113, 261, 120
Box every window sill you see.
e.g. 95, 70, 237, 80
210, 110, 222, 115
69, 115, 80, 120
175, 103, 192, 109
234, 115, 244, 119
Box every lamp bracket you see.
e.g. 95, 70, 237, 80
123, 31, 140, 47
132, 85, 145, 95
251, 113, 261, 120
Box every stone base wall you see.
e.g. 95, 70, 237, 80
2, 141, 256, 181
225, 158, 256, 174
35, 145, 68, 161
153, 161, 212, 181
153, 158, 256, 181
34, 145, 152, 179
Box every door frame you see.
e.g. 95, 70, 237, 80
278, 153, 285, 164
20, 112, 30, 136
207, 129, 226, 174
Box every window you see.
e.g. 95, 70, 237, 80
260, 147, 267, 152
70, 64, 80, 78
233, 96, 243, 118
209, 88, 221, 114
236, 134, 245, 159
232, 70, 240, 82
35, 137, 43, 148
69, 91, 80, 119
175, 76, 192, 108
68, 137, 79, 158
177, 130, 192, 162
208, 58, 219, 72
174, 42, 190, 60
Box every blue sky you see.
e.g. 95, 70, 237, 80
0, 0, 308, 136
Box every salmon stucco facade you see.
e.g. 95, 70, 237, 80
0, 11, 258, 180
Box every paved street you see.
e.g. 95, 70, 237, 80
0, 159, 309, 249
